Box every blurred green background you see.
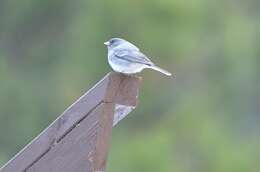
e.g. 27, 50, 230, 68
0, 0, 259, 171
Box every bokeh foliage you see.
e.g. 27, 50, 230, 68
0, 0, 259, 171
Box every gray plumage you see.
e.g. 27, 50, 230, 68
104, 38, 172, 76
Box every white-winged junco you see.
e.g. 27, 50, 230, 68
104, 38, 172, 76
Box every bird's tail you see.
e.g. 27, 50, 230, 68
147, 65, 172, 76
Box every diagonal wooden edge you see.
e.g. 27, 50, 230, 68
0, 72, 141, 172
25, 103, 115, 172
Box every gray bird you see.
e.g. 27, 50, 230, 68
104, 38, 172, 76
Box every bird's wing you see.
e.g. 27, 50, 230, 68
114, 49, 154, 66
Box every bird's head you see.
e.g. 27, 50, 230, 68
104, 38, 126, 49
104, 38, 140, 51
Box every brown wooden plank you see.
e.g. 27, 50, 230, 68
110, 74, 141, 106
0, 73, 111, 172
94, 103, 115, 172
26, 103, 114, 172
0, 72, 141, 172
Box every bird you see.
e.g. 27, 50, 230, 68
104, 38, 172, 76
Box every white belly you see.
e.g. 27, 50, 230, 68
108, 57, 146, 74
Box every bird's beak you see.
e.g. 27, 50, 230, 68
104, 41, 110, 46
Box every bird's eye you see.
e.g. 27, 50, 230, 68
110, 40, 115, 44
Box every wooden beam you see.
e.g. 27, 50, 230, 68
0, 72, 141, 172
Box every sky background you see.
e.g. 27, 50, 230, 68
0, 0, 259, 172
